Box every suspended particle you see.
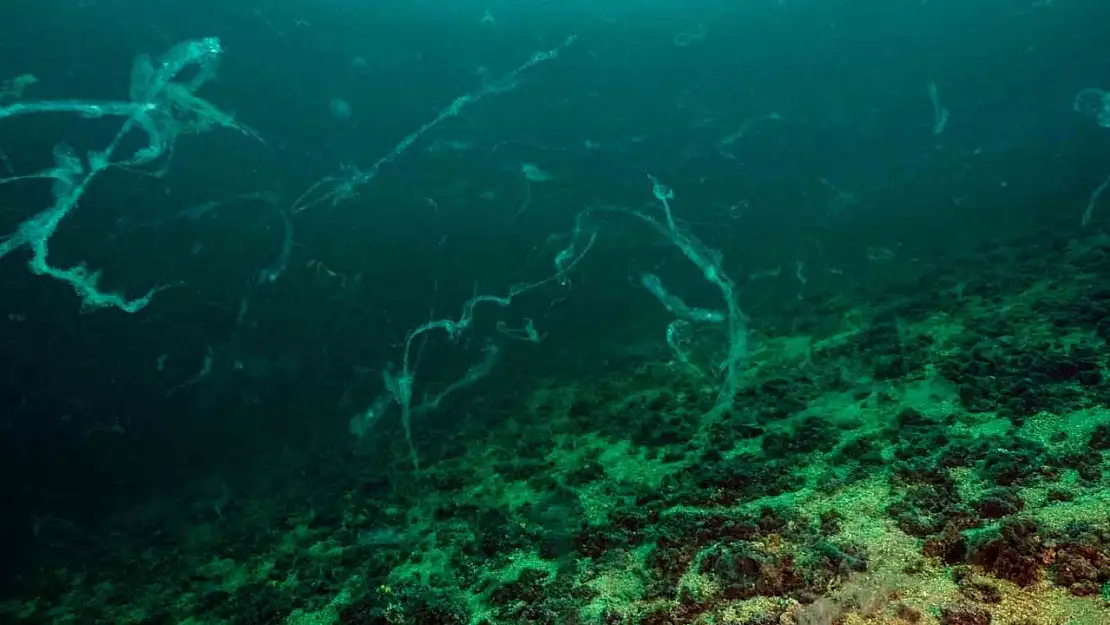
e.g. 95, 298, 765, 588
521, 163, 553, 182
1074, 88, 1110, 127
329, 97, 352, 120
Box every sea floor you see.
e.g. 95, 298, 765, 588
4, 233, 1110, 625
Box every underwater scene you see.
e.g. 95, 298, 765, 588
2, 0, 1110, 623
